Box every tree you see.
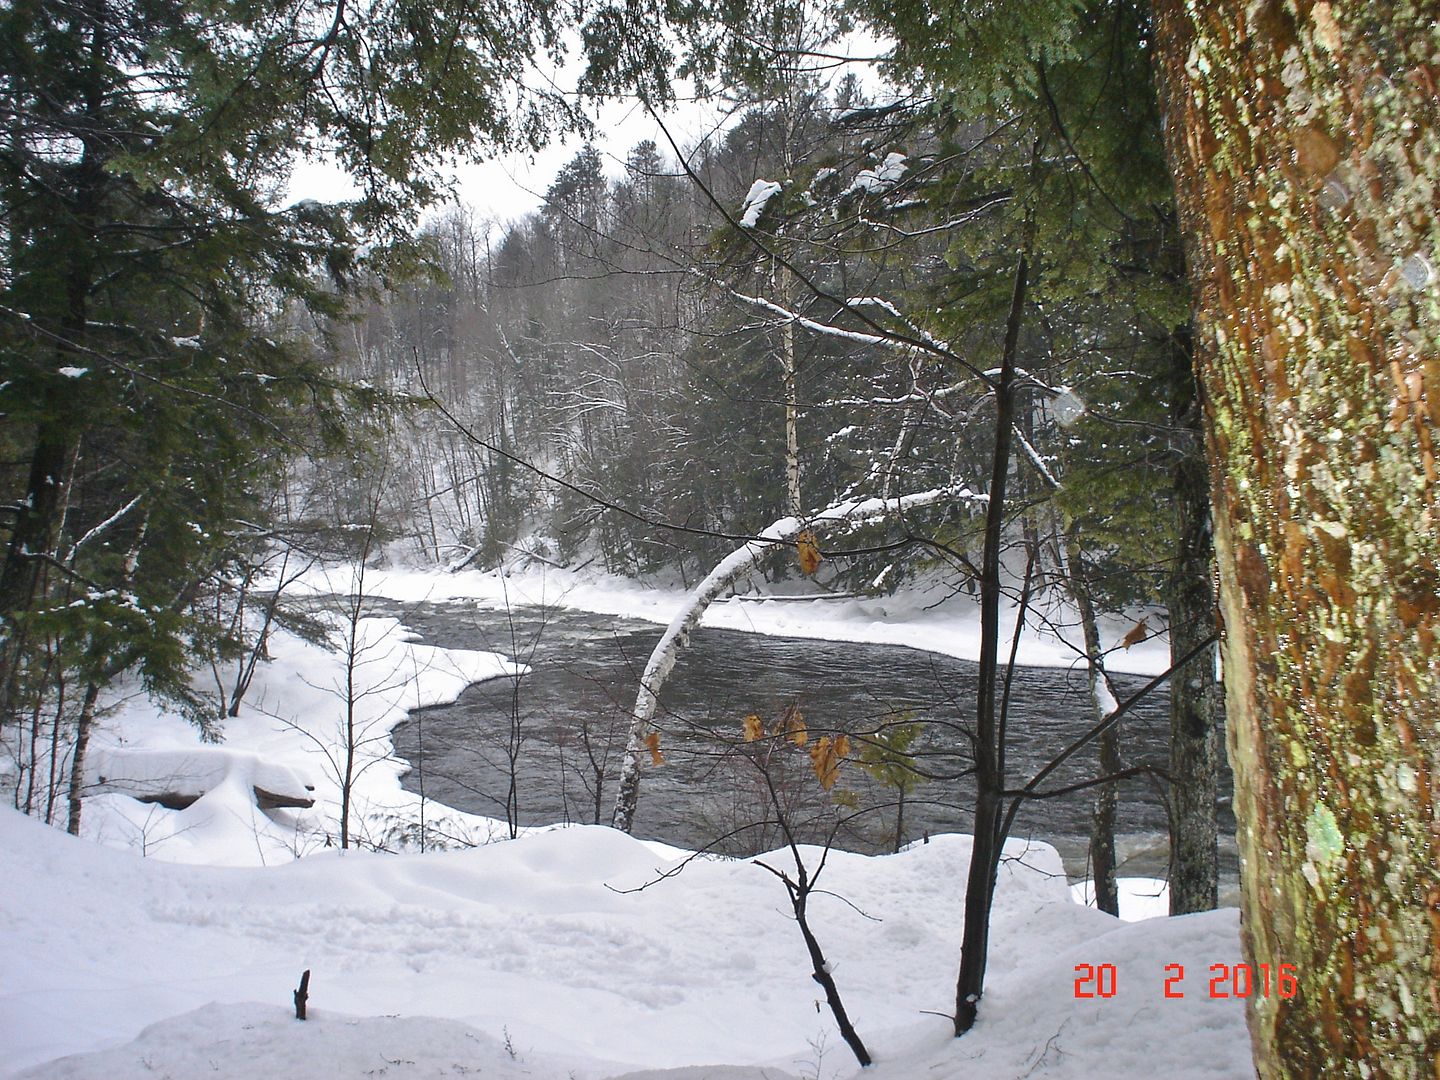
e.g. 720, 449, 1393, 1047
1148, 3, 1439, 1074
854, 715, 926, 853
817, 0, 1228, 1025
610, 483, 982, 833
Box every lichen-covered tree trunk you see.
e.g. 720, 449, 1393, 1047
1150, 4, 1440, 1075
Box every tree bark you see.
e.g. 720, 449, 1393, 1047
1151, 3, 1440, 1074
66, 681, 100, 836
779, 262, 802, 521
1065, 530, 1120, 916
1167, 346, 1222, 916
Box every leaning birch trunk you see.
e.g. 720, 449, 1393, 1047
610, 485, 984, 834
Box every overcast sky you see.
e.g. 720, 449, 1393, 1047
285, 91, 738, 226
286, 30, 889, 228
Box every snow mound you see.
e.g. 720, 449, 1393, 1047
13, 1003, 537, 1080
608, 1070, 801, 1079
90, 747, 316, 809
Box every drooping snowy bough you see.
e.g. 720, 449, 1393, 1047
611, 486, 985, 833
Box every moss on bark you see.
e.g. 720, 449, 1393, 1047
1151, 2, 1440, 1076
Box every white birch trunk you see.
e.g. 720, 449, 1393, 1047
610, 485, 984, 832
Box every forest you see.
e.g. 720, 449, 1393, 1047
1, 2, 1436, 1079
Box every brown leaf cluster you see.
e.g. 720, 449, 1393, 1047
809, 734, 850, 790
645, 731, 664, 766
740, 706, 808, 746
782, 705, 808, 748
796, 531, 822, 576
1120, 617, 1150, 650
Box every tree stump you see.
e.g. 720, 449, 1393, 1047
293, 969, 310, 1021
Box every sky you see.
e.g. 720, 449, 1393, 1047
286, 92, 732, 226
285, 29, 892, 228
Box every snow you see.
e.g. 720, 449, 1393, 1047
89, 746, 316, 806
738, 179, 782, 227
841, 153, 908, 197
1095, 677, 1121, 718
57, 366, 88, 378
1070, 876, 1172, 921
1, 808, 1248, 1079
77, 612, 525, 865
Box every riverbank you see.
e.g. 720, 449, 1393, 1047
289, 557, 1176, 677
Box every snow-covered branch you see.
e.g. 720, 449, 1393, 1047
1012, 426, 1061, 490
65, 493, 144, 562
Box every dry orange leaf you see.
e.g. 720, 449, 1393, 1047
645, 731, 664, 766
796, 530, 822, 576
743, 714, 765, 742
1120, 617, 1150, 650
809, 736, 844, 791
784, 708, 807, 748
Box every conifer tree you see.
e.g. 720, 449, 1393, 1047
0, 0, 649, 815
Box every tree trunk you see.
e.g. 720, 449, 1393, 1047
1151, 4, 1440, 1074
66, 682, 100, 836
954, 251, 1027, 1035
779, 263, 802, 521
1065, 531, 1120, 917
0, 425, 75, 716
1167, 345, 1222, 916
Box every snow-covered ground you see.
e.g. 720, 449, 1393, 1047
75, 612, 525, 864
2, 562, 1252, 1079
2, 810, 1249, 1079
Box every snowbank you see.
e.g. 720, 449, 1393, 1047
289, 561, 1174, 676
79, 613, 525, 864
89, 746, 316, 808
0, 809, 1248, 1079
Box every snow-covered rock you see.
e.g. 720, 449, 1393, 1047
90, 747, 316, 809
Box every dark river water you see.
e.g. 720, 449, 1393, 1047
385, 599, 1237, 887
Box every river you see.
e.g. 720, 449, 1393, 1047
386, 598, 1237, 890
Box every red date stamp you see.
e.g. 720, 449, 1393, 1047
1073, 962, 1298, 999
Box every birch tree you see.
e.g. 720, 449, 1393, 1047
611, 484, 984, 833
